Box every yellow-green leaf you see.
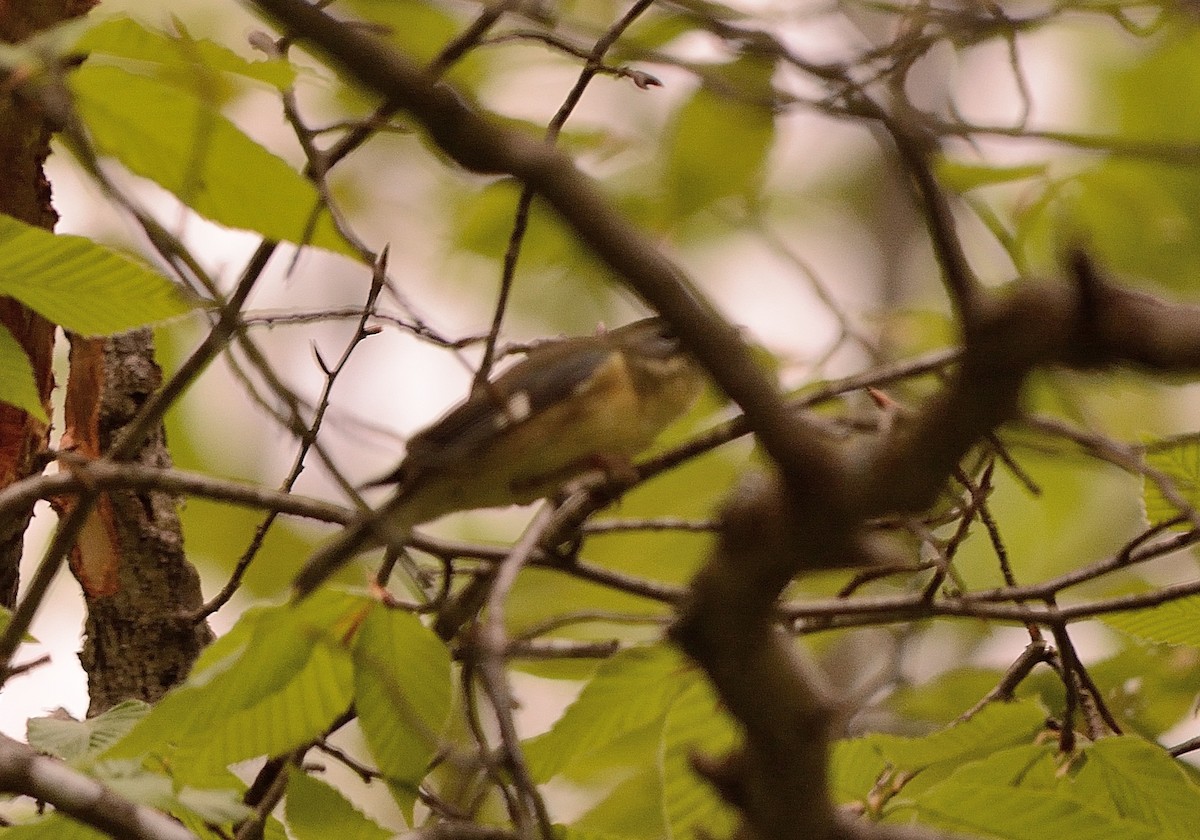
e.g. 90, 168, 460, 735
1142, 437, 1200, 529
0, 325, 48, 422
0, 215, 193, 336
70, 64, 355, 258
285, 770, 391, 840
352, 605, 451, 817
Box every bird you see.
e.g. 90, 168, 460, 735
291, 316, 704, 598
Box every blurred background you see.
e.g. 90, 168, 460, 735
12, 0, 1200, 817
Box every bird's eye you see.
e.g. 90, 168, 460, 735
642, 324, 680, 357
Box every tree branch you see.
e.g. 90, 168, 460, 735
0, 733, 197, 840
244, 0, 840, 513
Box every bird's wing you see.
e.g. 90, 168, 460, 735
394, 336, 615, 475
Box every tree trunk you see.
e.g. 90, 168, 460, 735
0, 0, 213, 713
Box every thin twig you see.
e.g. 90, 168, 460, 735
473, 505, 557, 839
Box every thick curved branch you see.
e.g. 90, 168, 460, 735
862, 262, 1200, 517
244, 0, 839, 507
0, 733, 197, 840
197, 8, 1200, 840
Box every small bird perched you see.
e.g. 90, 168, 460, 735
292, 317, 704, 598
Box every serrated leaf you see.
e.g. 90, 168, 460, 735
285, 770, 391, 840
88, 760, 250, 827
909, 776, 1159, 840
191, 641, 355, 769
1142, 438, 1200, 528
178, 807, 279, 840
1073, 737, 1200, 836
1102, 594, 1200, 649
106, 591, 363, 776
659, 677, 739, 840
573, 767, 663, 839
0, 324, 48, 422
91, 759, 174, 809
866, 699, 1048, 770
175, 786, 253, 824
830, 737, 890, 806
936, 742, 1061, 790
27, 700, 149, 762
352, 605, 451, 816
0, 215, 194, 336
1088, 642, 1200, 736
839, 704, 1052, 810
25, 715, 91, 763
886, 667, 1009, 725
888, 735, 1200, 840
69, 64, 354, 258
76, 16, 295, 89
900, 737, 1200, 840
522, 644, 691, 783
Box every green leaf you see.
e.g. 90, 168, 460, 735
1142, 437, 1200, 528
0, 325, 48, 423
0, 813, 110, 838
452, 179, 620, 292
1015, 160, 1200, 291
194, 640, 352, 769
175, 786, 253, 824
522, 644, 691, 783
505, 451, 735, 637
76, 15, 296, 90
619, 10, 707, 54
899, 737, 1200, 840
1073, 737, 1200, 837
659, 677, 739, 840
559, 826, 650, 840
949, 435, 1142, 588
866, 700, 1049, 770
573, 767, 663, 839
830, 736, 889, 806
341, 0, 461, 67
69, 64, 355, 258
830, 702, 1053, 810
1088, 642, 1200, 737
887, 667, 1009, 725
85, 760, 250, 827
106, 592, 362, 776
910, 774, 1159, 840
0, 16, 94, 75
936, 159, 1048, 192
1102, 28, 1200, 144
285, 770, 392, 840
0, 215, 194, 336
663, 55, 776, 217
90, 759, 174, 809
352, 604, 451, 815
27, 700, 149, 762
1101, 594, 1200, 649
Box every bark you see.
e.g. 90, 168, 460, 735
0, 0, 211, 714
59, 332, 212, 714
0, 0, 91, 607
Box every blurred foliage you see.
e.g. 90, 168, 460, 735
5, 2, 1200, 840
